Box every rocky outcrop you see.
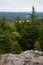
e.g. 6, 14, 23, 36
0, 50, 43, 65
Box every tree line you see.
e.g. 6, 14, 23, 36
0, 6, 43, 54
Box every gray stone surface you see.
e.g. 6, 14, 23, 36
0, 50, 43, 65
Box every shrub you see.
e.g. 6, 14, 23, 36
11, 41, 23, 54
34, 41, 41, 51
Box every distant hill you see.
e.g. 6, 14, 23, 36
0, 12, 43, 22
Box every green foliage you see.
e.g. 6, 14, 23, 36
11, 41, 22, 54
34, 41, 41, 51
0, 6, 43, 54
0, 17, 22, 54
0, 30, 12, 53
19, 22, 39, 50
9, 24, 17, 32
30, 6, 37, 23
39, 28, 43, 51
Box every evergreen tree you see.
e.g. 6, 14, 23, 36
30, 6, 37, 24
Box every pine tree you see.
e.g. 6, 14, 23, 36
30, 6, 37, 23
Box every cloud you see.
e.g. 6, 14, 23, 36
0, 0, 43, 12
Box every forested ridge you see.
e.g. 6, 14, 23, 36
0, 6, 43, 54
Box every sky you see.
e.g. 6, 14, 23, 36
0, 0, 43, 12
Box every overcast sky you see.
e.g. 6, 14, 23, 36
0, 0, 43, 12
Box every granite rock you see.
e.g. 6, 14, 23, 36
0, 50, 43, 65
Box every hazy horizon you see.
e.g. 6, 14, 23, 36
0, 11, 43, 12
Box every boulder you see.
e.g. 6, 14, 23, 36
0, 50, 43, 65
